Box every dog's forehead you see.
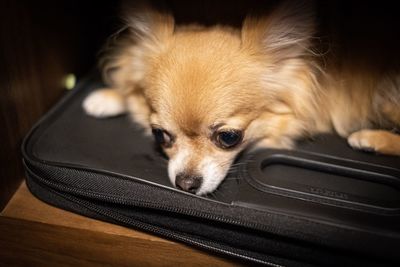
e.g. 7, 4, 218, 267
145, 31, 267, 135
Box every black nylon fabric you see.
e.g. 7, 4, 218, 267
22, 74, 400, 266
24, 158, 400, 261
25, 172, 308, 267
25, 167, 389, 267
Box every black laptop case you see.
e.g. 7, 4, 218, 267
22, 74, 400, 266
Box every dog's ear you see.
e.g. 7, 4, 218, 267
100, 1, 174, 91
122, 0, 174, 47
241, 1, 315, 63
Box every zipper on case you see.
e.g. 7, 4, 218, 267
23, 159, 282, 234
67, 191, 285, 267
25, 159, 394, 267
25, 162, 288, 267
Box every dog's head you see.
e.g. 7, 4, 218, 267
103, 2, 319, 195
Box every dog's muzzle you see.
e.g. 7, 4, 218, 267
175, 174, 203, 194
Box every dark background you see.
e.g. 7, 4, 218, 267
0, 0, 118, 210
1, 0, 399, 210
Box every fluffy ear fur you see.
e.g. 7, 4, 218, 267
241, 1, 321, 118
241, 1, 315, 63
100, 1, 174, 92
122, 1, 174, 46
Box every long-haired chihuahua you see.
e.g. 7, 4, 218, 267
83, 1, 400, 195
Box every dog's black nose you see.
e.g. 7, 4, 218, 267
175, 174, 202, 194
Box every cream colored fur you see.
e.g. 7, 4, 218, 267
83, 1, 400, 195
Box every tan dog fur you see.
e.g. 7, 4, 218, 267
83, 1, 400, 195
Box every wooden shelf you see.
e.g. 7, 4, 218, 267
0, 181, 242, 266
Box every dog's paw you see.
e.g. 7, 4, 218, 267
82, 89, 126, 118
347, 129, 399, 155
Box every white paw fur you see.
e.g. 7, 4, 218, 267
347, 130, 376, 152
83, 89, 126, 118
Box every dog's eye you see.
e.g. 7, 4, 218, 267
215, 130, 243, 149
152, 128, 173, 147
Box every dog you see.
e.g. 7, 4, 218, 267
83, 1, 400, 195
